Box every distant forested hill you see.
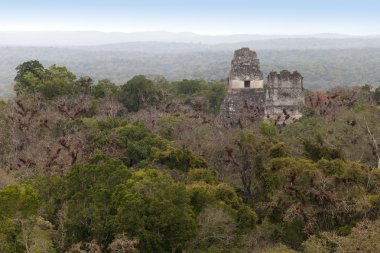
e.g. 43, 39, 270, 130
1, 41, 380, 98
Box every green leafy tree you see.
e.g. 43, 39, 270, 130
20, 217, 56, 253
187, 182, 258, 227
63, 156, 132, 248
259, 122, 278, 138
233, 132, 274, 203
267, 156, 376, 249
32, 175, 65, 223
205, 81, 227, 114
0, 184, 39, 218
374, 86, 380, 105
172, 79, 205, 95
0, 184, 41, 253
119, 75, 162, 112
117, 122, 167, 167
39, 65, 78, 98
269, 142, 288, 158
187, 168, 217, 184
112, 169, 197, 253
169, 79, 227, 114
0, 218, 24, 253
91, 79, 119, 98
14, 60, 45, 95
14, 61, 80, 98
303, 135, 343, 161
155, 148, 208, 172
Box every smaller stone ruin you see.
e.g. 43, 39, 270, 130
266, 70, 304, 125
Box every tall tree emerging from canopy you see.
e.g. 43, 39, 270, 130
14, 61, 80, 98
14, 60, 45, 95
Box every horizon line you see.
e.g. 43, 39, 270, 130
0, 30, 379, 37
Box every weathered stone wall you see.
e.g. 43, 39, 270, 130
217, 89, 266, 128
265, 71, 305, 125
267, 70, 303, 89
229, 48, 264, 89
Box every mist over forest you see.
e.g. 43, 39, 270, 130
1, 32, 380, 98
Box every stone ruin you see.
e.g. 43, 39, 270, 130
229, 48, 264, 89
217, 48, 305, 128
266, 70, 304, 125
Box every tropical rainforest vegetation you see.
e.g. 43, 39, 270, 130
2, 44, 380, 98
0, 60, 380, 252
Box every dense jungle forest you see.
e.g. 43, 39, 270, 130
0, 60, 380, 252
2, 40, 380, 98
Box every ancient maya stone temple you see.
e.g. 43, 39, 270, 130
218, 47, 305, 128
229, 48, 264, 89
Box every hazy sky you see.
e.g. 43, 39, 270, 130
1, 0, 379, 35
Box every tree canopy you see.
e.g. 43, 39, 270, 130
14, 60, 80, 98
2, 61, 380, 252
